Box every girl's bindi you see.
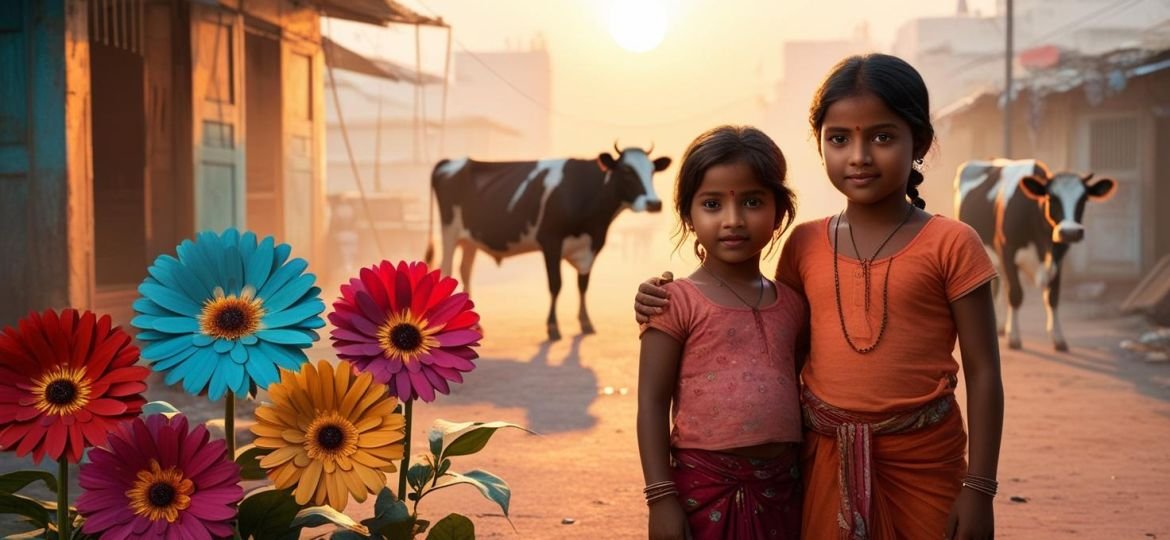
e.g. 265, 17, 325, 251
730, 190, 735, 196
854, 126, 861, 132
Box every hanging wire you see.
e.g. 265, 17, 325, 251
324, 17, 388, 258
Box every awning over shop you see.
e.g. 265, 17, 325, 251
308, 0, 447, 27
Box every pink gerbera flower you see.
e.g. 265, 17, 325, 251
77, 414, 242, 539
329, 260, 481, 402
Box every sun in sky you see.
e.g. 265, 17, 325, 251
608, 0, 669, 53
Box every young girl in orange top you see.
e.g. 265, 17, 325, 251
638, 125, 806, 540
637, 55, 1004, 540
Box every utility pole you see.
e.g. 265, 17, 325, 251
1004, 0, 1014, 158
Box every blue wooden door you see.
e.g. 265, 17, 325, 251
191, 5, 246, 232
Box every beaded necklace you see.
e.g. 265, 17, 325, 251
832, 204, 915, 354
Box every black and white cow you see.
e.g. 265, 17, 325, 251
956, 159, 1116, 351
431, 145, 671, 341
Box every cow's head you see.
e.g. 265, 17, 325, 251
1020, 171, 1116, 244
597, 142, 670, 212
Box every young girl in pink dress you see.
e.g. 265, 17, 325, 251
638, 125, 806, 539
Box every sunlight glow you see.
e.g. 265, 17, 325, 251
608, 0, 669, 53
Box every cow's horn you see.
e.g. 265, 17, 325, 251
1083, 172, 1094, 182
613, 140, 621, 154
647, 142, 655, 154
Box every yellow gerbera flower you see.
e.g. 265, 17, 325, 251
251, 360, 406, 511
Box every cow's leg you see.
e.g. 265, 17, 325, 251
1044, 263, 1068, 352
577, 273, 594, 335
1001, 245, 1025, 350
459, 244, 477, 296
440, 225, 458, 279
541, 245, 563, 342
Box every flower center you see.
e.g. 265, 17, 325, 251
199, 286, 265, 340
389, 324, 422, 351
32, 365, 91, 416
215, 307, 248, 332
148, 483, 176, 507
127, 460, 193, 523
304, 413, 358, 460
316, 425, 345, 450
45, 380, 77, 405
376, 309, 442, 365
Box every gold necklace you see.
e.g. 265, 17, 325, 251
700, 264, 766, 313
832, 205, 915, 354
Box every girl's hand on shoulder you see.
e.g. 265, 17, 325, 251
945, 488, 994, 540
648, 496, 691, 540
635, 272, 674, 324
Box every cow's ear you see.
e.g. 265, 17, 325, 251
653, 157, 672, 171
1086, 177, 1117, 201
1019, 175, 1048, 200
597, 153, 617, 172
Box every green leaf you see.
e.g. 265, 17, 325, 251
234, 444, 273, 481
363, 487, 413, 537
406, 463, 433, 492
141, 400, 181, 417
291, 506, 369, 535
0, 493, 51, 528
436, 459, 452, 478
236, 488, 300, 540
0, 470, 58, 495
436, 421, 531, 461
435, 469, 512, 517
426, 514, 474, 540
5, 527, 57, 540
373, 487, 410, 522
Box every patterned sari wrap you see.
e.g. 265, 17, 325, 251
670, 446, 802, 539
801, 387, 955, 540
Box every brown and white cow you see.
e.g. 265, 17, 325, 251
956, 159, 1116, 351
431, 145, 671, 341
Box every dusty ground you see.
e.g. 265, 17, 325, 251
3, 241, 1170, 538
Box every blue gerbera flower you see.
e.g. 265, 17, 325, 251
132, 229, 325, 399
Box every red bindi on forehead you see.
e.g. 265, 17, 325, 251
730, 190, 735, 196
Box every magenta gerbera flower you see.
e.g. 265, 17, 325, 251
77, 414, 242, 539
329, 260, 481, 402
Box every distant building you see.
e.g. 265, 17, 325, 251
894, 0, 1170, 112
448, 41, 553, 160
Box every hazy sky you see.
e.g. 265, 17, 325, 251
333, 0, 998, 152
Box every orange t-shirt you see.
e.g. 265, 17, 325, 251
641, 278, 806, 450
776, 215, 997, 413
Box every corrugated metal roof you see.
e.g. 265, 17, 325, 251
309, 0, 447, 27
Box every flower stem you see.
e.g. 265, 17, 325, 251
398, 399, 413, 501
225, 393, 236, 459
57, 456, 70, 539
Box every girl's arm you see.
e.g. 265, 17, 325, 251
637, 330, 689, 539
947, 282, 1004, 540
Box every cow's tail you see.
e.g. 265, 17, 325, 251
425, 160, 448, 267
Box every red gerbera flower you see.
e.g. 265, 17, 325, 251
329, 261, 481, 402
0, 309, 149, 463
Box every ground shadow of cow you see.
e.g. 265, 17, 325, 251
431, 145, 671, 341
956, 158, 1116, 351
